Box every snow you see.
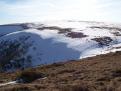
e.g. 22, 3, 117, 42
1, 20, 121, 69
0, 81, 17, 87
42, 20, 91, 30
0, 25, 24, 35
81, 28, 114, 38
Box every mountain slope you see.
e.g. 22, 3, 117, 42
0, 20, 121, 71
1, 51, 121, 91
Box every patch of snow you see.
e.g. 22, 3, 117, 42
0, 25, 24, 35
0, 81, 17, 87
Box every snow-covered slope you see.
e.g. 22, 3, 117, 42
0, 20, 121, 71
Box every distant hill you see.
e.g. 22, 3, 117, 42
0, 20, 121, 72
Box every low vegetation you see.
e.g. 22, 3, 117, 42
16, 69, 46, 83
1, 51, 121, 91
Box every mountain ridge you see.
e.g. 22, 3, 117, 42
0, 20, 121, 72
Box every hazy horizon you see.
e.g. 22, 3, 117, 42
0, 0, 121, 24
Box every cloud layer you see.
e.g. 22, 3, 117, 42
0, 0, 121, 24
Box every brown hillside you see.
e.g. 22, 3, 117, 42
1, 51, 121, 91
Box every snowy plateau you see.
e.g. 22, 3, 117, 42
0, 20, 121, 72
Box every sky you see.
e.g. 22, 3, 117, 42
0, 0, 121, 24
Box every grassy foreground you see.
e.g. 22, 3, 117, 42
0, 51, 121, 91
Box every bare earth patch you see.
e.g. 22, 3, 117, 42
91, 37, 113, 46
37, 26, 87, 38
37, 26, 72, 34
66, 32, 87, 38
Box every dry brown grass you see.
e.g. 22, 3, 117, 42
16, 69, 46, 83
0, 85, 32, 91
1, 51, 121, 91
